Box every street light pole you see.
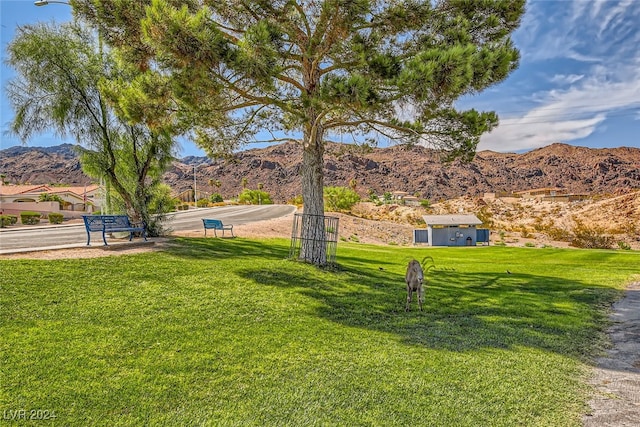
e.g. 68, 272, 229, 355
193, 165, 198, 206
34, 1, 71, 6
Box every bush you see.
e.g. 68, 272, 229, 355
570, 220, 614, 249
238, 189, 272, 205
48, 212, 64, 224
148, 184, 179, 214
476, 207, 494, 228
617, 241, 631, 250
287, 195, 303, 206
420, 199, 431, 208
324, 186, 360, 212
0, 215, 18, 228
545, 225, 572, 242
519, 225, 532, 238
20, 211, 42, 225
210, 193, 224, 203
196, 198, 210, 208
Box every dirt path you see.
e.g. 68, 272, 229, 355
583, 282, 640, 426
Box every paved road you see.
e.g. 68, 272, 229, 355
0, 204, 296, 253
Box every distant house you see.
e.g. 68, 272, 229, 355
512, 187, 589, 202
513, 187, 564, 198
402, 196, 420, 206
0, 184, 102, 216
175, 188, 210, 203
414, 214, 488, 246
391, 191, 409, 201
390, 191, 421, 206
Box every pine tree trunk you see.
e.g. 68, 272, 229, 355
299, 122, 327, 265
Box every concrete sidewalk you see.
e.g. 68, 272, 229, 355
0, 239, 156, 255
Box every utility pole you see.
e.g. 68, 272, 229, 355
193, 165, 198, 206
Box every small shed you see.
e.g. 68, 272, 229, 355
415, 214, 487, 246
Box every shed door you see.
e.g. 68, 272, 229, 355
413, 229, 429, 244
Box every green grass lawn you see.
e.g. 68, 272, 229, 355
1, 239, 639, 426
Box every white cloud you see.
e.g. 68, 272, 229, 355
598, 0, 634, 37
476, 0, 640, 152
550, 74, 584, 85
479, 114, 606, 152
479, 65, 640, 152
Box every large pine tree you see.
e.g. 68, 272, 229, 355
74, 0, 525, 265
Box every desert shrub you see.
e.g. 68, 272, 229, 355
196, 198, 210, 207
420, 199, 431, 208
524, 242, 535, 248
519, 225, 532, 238
288, 195, 304, 206
48, 212, 64, 224
570, 220, 614, 249
209, 193, 224, 203
533, 217, 545, 232
476, 207, 494, 228
544, 225, 572, 242
0, 215, 18, 227
324, 186, 360, 212
617, 241, 631, 250
20, 211, 41, 225
238, 189, 272, 205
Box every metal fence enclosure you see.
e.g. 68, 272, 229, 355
289, 213, 339, 265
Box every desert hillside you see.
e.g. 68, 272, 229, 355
1, 141, 639, 203
341, 191, 640, 250
1, 141, 639, 249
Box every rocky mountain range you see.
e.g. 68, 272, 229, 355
1, 141, 639, 202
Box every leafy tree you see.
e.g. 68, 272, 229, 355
147, 183, 178, 214
5, 21, 175, 235
209, 193, 224, 203
238, 189, 272, 205
74, 0, 524, 264
324, 186, 360, 212
38, 193, 64, 204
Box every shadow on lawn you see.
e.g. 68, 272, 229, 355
164, 238, 620, 359
238, 261, 619, 360
163, 237, 291, 260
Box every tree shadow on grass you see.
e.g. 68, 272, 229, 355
161, 237, 291, 261
237, 264, 619, 360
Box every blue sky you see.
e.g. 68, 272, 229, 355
1, 0, 639, 157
